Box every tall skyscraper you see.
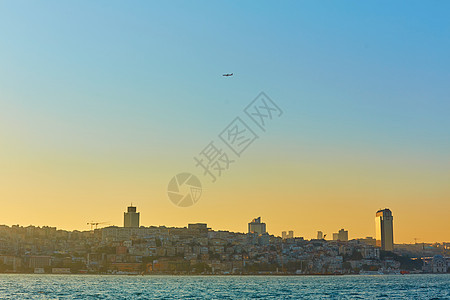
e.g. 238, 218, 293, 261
248, 217, 266, 234
124, 205, 140, 228
375, 208, 394, 251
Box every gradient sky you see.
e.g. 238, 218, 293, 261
1, 1, 449, 243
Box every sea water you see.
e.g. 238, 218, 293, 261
0, 274, 449, 299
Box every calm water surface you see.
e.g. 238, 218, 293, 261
0, 274, 449, 299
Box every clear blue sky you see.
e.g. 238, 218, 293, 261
2, 1, 449, 148
0, 1, 449, 242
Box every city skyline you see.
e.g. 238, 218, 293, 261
1, 2, 449, 244
2, 211, 447, 276
0, 205, 441, 245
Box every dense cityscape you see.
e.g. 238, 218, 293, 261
0, 206, 448, 275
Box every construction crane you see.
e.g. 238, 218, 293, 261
87, 221, 109, 230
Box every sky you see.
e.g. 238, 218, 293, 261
0, 1, 449, 243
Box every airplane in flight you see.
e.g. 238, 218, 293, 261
222, 73, 233, 77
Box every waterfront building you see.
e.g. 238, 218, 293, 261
431, 255, 447, 273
